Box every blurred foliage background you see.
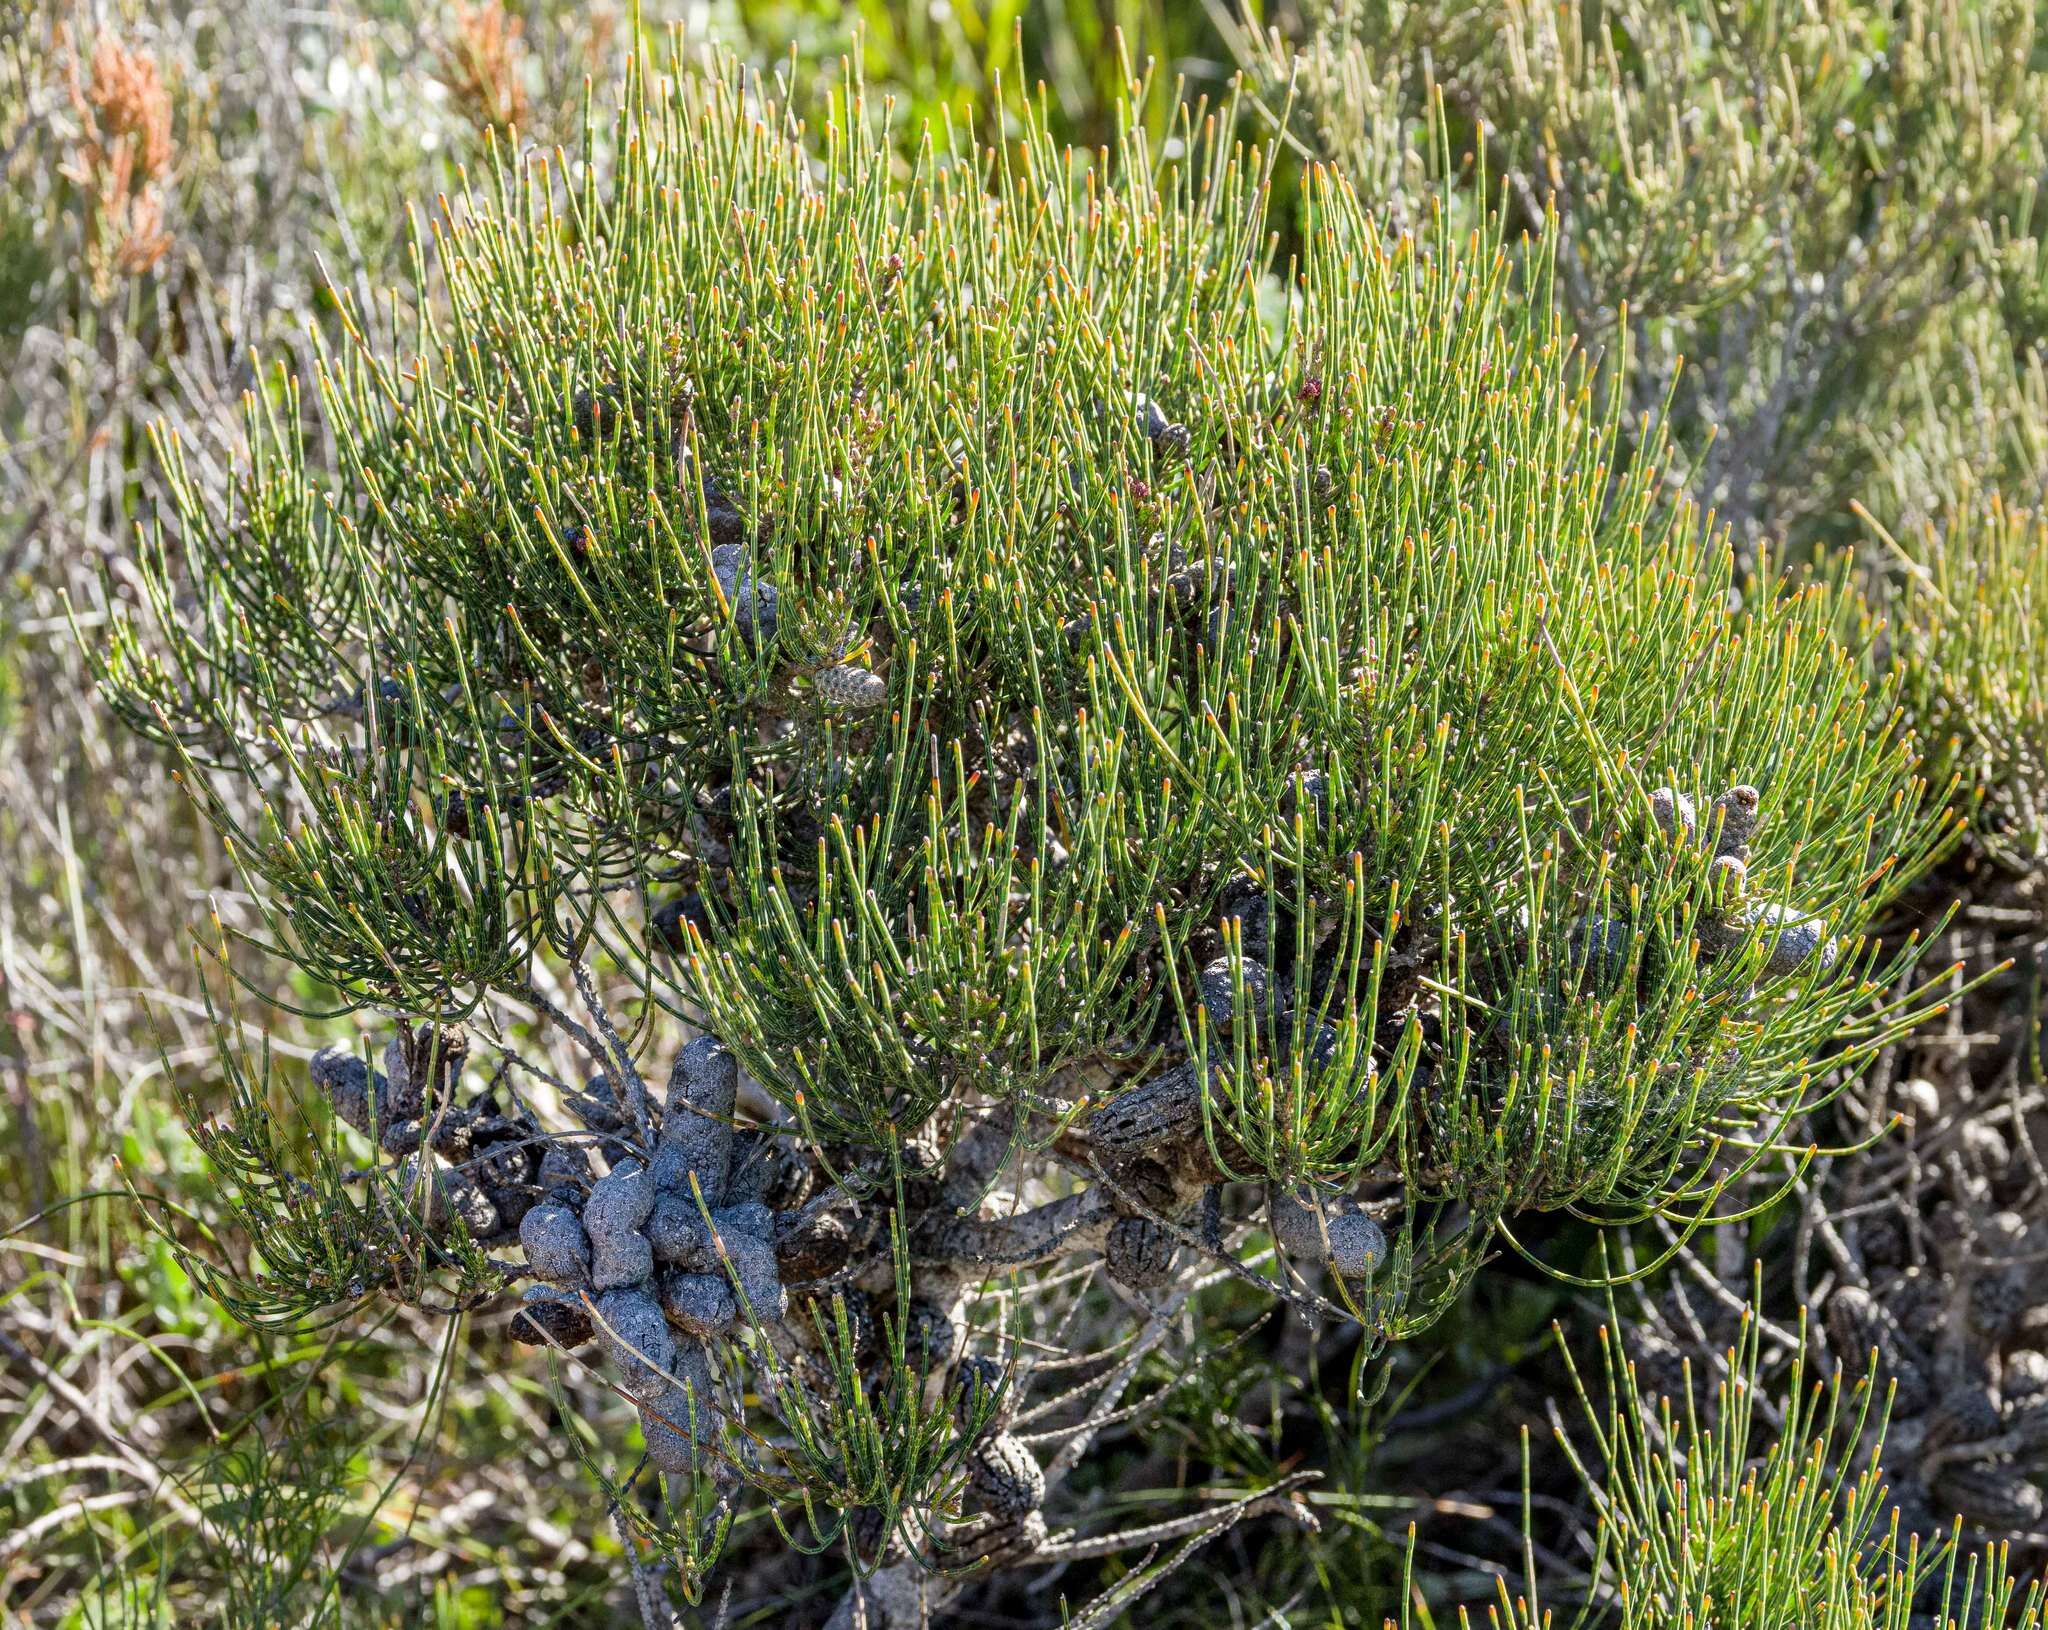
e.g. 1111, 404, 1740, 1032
4, 1, 2048, 1626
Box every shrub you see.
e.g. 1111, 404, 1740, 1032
1228, 0, 2048, 557
1396, 1301, 2048, 1629
89, 39, 1972, 1624
1864, 497, 2048, 871
1219, 3, 2048, 1584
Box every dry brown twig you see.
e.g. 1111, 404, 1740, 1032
60, 27, 174, 297
434, 1, 529, 136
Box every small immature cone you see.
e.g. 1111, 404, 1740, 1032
585, 1160, 657, 1290
1709, 785, 1760, 863
381, 1036, 425, 1123
1198, 954, 1268, 1032
1922, 1384, 2002, 1451
520, 1201, 593, 1287
474, 1120, 534, 1192
952, 1356, 1044, 1520
1269, 1184, 1387, 1279
1287, 768, 1329, 828
639, 1346, 714, 1473
1708, 853, 1748, 909
1759, 905, 1835, 976
659, 1269, 738, 1339
1303, 1021, 1343, 1071
594, 1284, 712, 1471
1970, 1268, 2032, 1341
952, 1355, 1010, 1432
1225, 895, 1273, 964
1830, 1286, 1882, 1353
1648, 786, 1697, 844
711, 543, 779, 646
655, 1035, 738, 1203
1163, 556, 1216, 610
1134, 390, 1190, 457
536, 1138, 592, 1197
651, 893, 712, 953
401, 1157, 501, 1241
903, 1300, 958, 1370
595, 1284, 677, 1392
1726, 902, 1837, 976
701, 480, 751, 550
311, 1046, 387, 1135
647, 1192, 710, 1264
712, 1200, 772, 1239
1567, 915, 1630, 983
711, 1222, 786, 1324
1824, 1284, 1896, 1362
816, 663, 888, 712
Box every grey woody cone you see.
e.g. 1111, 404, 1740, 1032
585, 1160, 657, 1290
520, 1202, 593, 1287
1269, 1184, 1388, 1279
816, 663, 888, 711
1648, 786, 1697, 844
1709, 784, 1761, 863
655, 1035, 738, 1203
